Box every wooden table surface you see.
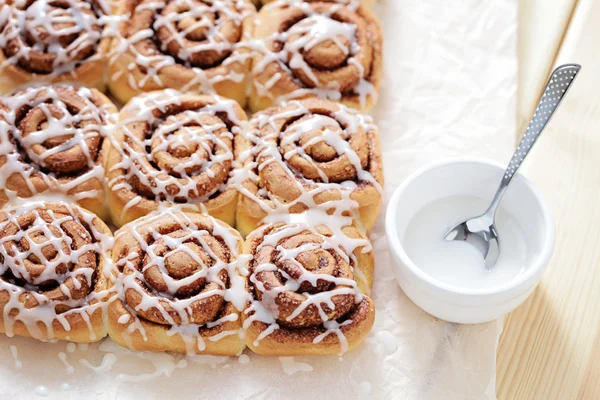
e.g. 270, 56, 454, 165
497, 0, 600, 398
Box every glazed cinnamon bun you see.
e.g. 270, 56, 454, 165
258, 0, 375, 6
249, 0, 382, 112
243, 221, 375, 355
0, 202, 112, 343
236, 97, 383, 237
0, 0, 114, 93
106, 90, 251, 228
107, 211, 247, 355
108, 0, 256, 106
0, 84, 117, 220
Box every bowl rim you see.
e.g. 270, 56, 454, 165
385, 157, 555, 298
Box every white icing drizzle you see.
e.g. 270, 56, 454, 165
110, 208, 250, 354
0, 0, 113, 79
0, 84, 116, 207
251, 0, 379, 109
0, 200, 113, 341
0, 1, 383, 357
107, 0, 256, 94
107, 90, 248, 218
240, 98, 383, 236
243, 218, 373, 355
235, 99, 380, 355
0, 94, 380, 355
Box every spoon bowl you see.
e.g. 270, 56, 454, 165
445, 214, 499, 268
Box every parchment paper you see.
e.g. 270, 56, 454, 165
0, 0, 517, 398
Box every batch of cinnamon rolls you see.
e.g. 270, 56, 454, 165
0, 0, 384, 356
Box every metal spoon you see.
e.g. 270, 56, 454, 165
445, 63, 581, 269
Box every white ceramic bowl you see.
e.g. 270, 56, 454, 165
385, 158, 555, 324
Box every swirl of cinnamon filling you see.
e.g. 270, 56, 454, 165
0, 0, 112, 91
119, 218, 230, 325
0, 202, 112, 342
237, 97, 383, 236
106, 91, 250, 228
0, 85, 116, 219
250, 0, 382, 112
242, 222, 375, 355
108, 211, 247, 354
107, 0, 255, 105
251, 226, 357, 328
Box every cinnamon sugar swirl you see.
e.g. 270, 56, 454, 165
107, 211, 248, 355
106, 90, 251, 228
243, 221, 375, 355
0, 0, 114, 93
107, 0, 256, 106
236, 97, 383, 237
0, 84, 116, 220
249, 0, 382, 112
0, 201, 112, 343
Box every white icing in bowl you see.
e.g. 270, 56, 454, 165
385, 158, 554, 324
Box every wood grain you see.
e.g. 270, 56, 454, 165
497, 0, 600, 398
516, 0, 577, 133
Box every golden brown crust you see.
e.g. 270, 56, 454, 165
241, 222, 375, 355
236, 97, 384, 237
0, 0, 113, 93
259, 0, 376, 5
249, 0, 382, 112
107, 0, 256, 106
107, 211, 246, 355
0, 202, 112, 343
0, 85, 116, 221
245, 297, 375, 356
105, 91, 250, 228
107, 296, 244, 355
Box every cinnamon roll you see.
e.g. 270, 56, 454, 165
106, 90, 250, 228
258, 0, 375, 6
0, 202, 112, 343
107, 211, 247, 355
0, 0, 113, 93
236, 97, 383, 237
108, 0, 256, 106
243, 222, 375, 355
0, 85, 117, 220
249, 0, 382, 112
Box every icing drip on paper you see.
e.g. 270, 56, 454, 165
10, 344, 22, 368
34, 385, 50, 397
279, 356, 313, 375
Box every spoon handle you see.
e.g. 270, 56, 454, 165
486, 63, 581, 216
